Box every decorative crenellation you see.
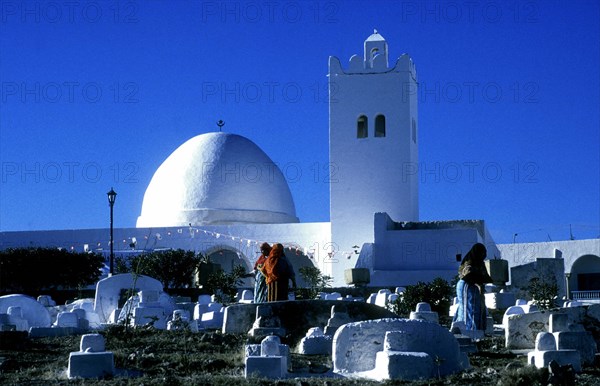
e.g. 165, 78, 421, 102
329, 54, 417, 80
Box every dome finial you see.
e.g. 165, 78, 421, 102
216, 120, 225, 132
374, 28, 378, 34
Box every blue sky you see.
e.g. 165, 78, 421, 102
1, 0, 598, 244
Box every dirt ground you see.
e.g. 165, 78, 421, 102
0, 327, 599, 385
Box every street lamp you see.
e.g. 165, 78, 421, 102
107, 188, 117, 276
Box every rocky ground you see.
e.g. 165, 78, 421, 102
1, 326, 599, 385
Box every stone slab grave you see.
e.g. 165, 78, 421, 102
484, 289, 516, 310
248, 305, 285, 338
324, 305, 352, 336
37, 295, 56, 307
374, 331, 436, 381
193, 296, 223, 325
31, 306, 92, 338
67, 299, 102, 329
200, 309, 225, 330
117, 289, 176, 330
245, 335, 289, 379
527, 331, 581, 372
550, 313, 597, 366
320, 292, 342, 301
409, 302, 438, 323
374, 289, 391, 308
0, 307, 28, 331
0, 294, 51, 329
298, 327, 332, 355
167, 309, 199, 332
333, 318, 469, 380
238, 290, 254, 304
68, 333, 115, 379
505, 306, 589, 349
94, 273, 163, 324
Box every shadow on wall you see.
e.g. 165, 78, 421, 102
509, 258, 565, 300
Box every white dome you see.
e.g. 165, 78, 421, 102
136, 132, 298, 227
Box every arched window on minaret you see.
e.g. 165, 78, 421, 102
375, 114, 386, 137
357, 115, 368, 138
370, 47, 380, 64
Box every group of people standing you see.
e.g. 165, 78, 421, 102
249, 240, 491, 332
252, 242, 296, 303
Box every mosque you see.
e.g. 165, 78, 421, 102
1, 33, 598, 293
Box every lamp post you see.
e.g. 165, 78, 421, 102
107, 188, 117, 276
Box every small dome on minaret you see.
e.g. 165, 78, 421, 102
364, 29, 388, 68
366, 29, 386, 41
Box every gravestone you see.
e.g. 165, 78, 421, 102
68, 334, 115, 379
248, 305, 285, 338
239, 290, 253, 304
5, 307, 29, 331
550, 313, 597, 366
298, 327, 333, 355
0, 294, 51, 328
245, 335, 288, 379
324, 305, 352, 336
372, 331, 435, 380
94, 273, 163, 324
375, 289, 391, 308
333, 318, 469, 378
409, 302, 438, 323
527, 332, 581, 372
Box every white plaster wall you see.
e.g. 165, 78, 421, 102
374, 226, 481, 271
0, 222, 330, 280
498, 239, 600, 277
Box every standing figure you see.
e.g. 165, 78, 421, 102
453, 243, 493, 331
264, 243, 296, 301
253, 242, 271, 303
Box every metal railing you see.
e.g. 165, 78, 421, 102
571, 290, 600, 300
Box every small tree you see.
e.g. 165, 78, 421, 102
528, 277, 558, 310
388, 277, 454, 317
297, 266, 332, 300
205, 265, 247, 304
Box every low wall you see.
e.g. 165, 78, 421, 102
223, 300, 396, 344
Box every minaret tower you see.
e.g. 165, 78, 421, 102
328, 31, 419, 282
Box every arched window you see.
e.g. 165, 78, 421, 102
357, 115, 368, 138
375, 114, 386, 137
370, 47, 379, 63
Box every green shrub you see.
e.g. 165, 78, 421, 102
205, 265, 247, 304
296, 266, 332, 300
527, 276, 558, 310
387, 277, 454, 317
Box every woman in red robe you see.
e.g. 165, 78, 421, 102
264, 243, 295, 301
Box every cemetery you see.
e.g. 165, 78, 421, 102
1, 14, 598, 386
1, 254, 600, 385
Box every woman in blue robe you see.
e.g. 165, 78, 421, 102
453, 243, 493, 331
253, 242, 271, 303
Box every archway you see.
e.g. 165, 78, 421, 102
282, 246, 319, 288
568, 254, 600, 297
205, 246, 253, 287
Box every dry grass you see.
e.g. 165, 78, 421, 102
1, 329, 599, 385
